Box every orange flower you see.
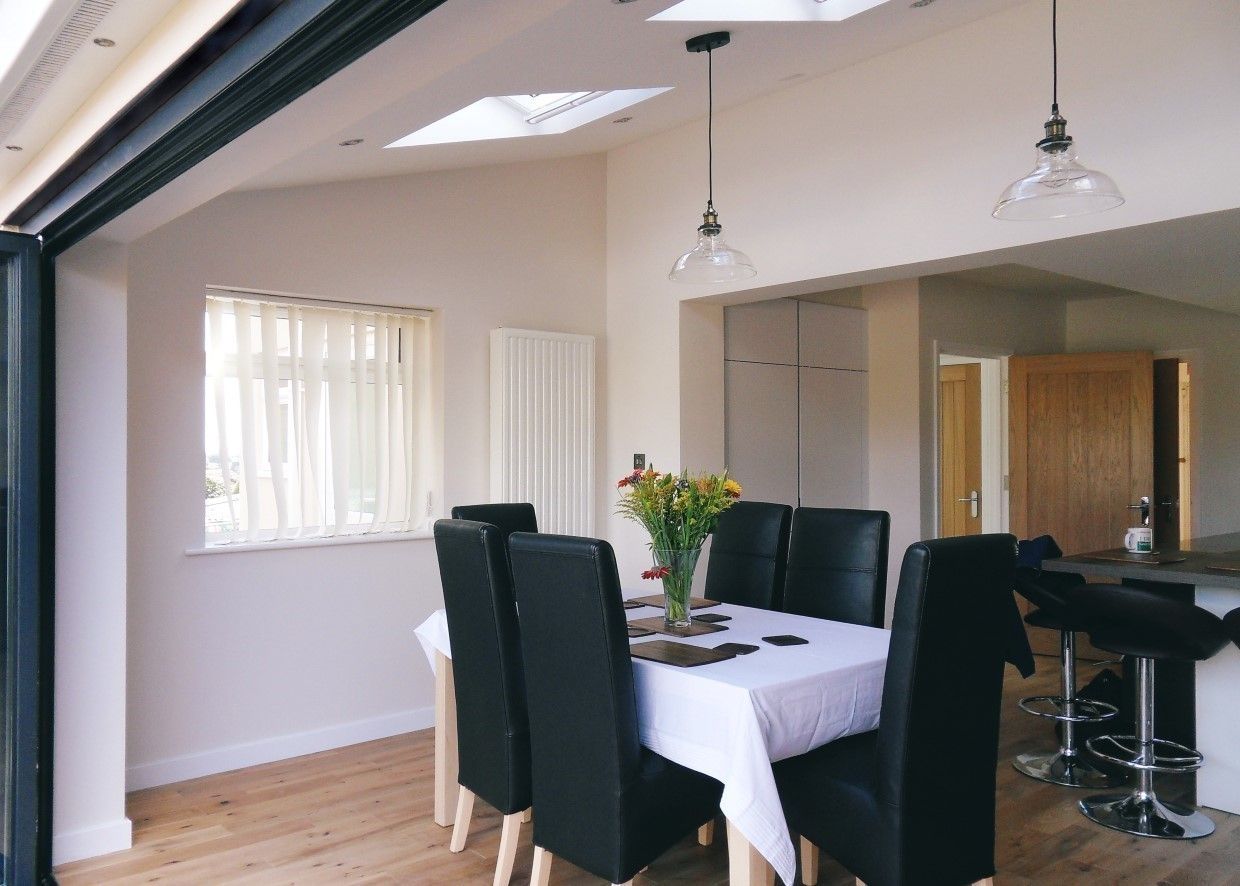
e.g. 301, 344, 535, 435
723, 478, 742, 498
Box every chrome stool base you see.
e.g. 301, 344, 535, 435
1013, 749, 1122, 789
1079, 792, 1215, 840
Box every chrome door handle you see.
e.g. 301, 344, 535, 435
956, 490, 980, 519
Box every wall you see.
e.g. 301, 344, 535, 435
54, 241, 132, 863
123, 156, 606, 787
604, 0, 1240, 577
1066, 295, 1240, 537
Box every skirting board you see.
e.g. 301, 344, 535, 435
126, 706, 434, 792
53, 816, 133, 866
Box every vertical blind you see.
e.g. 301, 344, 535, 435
205, 291, 433, 544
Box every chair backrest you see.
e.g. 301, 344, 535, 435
874, 534, 1016, 881
450, 502, 538, 539
432, 519, 531, 813
783, 507, 890, 627
703, 500, 793, 609
508, 532, 642, 855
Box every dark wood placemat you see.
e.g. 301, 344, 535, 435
1204, 561, 1240, 574
622, 599, 648, 609
1084, 549, 1187, 565
627, 594, 721, 610
627, 625, 655, 638
629, 639, 735, 667
627, 616, 728, 638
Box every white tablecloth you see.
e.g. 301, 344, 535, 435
415, 600, 890, 886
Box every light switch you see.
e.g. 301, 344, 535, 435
633, 453, 646, 470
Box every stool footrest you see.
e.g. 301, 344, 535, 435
1085, 734, 1203, 773
1018, 694, 1119, 723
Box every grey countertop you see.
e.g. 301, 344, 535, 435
1042, 532, 1240, 590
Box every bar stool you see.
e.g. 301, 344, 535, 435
1075, 584, 1229, 839
1011, 566, 1121, 788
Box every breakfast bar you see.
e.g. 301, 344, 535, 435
1043, 533, 1240, 816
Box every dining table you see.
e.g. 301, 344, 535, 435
415, 594, 891, 886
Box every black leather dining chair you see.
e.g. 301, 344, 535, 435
450, 502, 538, 539
1224, 607, 1240, 650
508, 532, 724, 886
703, 500, 793, 609
775, 534, 1018, 886
783, 507, 890, 628
432, 519, 532, 886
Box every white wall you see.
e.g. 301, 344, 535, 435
55, 241, 133, 863
604, 0, 1240, 578
122, 155, 606, 787
1066, 294, 1240, 537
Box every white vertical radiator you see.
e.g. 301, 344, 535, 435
490, 328, 596, 535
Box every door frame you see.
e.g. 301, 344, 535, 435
0, 232, 48, 886
2, 1, 450, 879
932, 341, 1010, 538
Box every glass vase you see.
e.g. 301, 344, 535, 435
652, 547, 702, 629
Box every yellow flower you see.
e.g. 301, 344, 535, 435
723, 478, 742, 498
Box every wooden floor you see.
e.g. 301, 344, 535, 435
57, 661, 1240, 885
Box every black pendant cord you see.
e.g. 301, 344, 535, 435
707, 46, 714, 212
1050, 0, 1058, 115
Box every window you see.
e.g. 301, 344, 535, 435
204, 290, 433, 545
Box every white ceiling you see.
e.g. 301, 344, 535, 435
236, 0, 1033, 191
92, 0, 1240, 318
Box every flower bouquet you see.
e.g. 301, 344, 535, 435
616, 467, 742, 627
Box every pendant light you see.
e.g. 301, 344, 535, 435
993, 0, 1123, 220
669, 31, 756, 283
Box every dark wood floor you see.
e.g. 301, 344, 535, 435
56, 660, 1240, 884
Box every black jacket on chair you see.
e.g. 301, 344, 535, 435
783, 507, 890, 627
703, 500, 793, 609
508, 532, 723, 884
775, 534, 1018, 886
450, 503, 538, 539
432, 519, 532, 816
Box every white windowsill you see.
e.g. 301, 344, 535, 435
186, 529, 435, 556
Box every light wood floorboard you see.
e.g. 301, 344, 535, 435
56, 662, 1240, 884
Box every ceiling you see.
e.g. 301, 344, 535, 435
90, 0, 1240, 318
235, 0, 1033, 191
933, 265, 1143, 302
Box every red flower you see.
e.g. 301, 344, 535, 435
641, 566, 671, 580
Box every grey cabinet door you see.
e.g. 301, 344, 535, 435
725, 360, 798, 506
799, 367, 867, 508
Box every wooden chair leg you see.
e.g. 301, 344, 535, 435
522, 807, 532, 823
698, 818, 716, 846
492, 812, 522, 886
449, 787, 474, 853
800, 836, 819, 885
433, 652, 459, 827
531, 846, 554, 886
973, 880, 994, 886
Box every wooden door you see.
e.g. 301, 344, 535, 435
1152, 358, 1181, 547
939, 363, 982, 536
1010, 351, 1154, 656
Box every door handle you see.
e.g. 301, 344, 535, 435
1127, 495, 1151, 526
956, 490, 980, 519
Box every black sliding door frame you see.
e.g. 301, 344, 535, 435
3, 0, 451, 881
0, 232, 47, 886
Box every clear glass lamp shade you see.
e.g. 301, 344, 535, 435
993, 142, 1124, 220
668, 231, 757, 283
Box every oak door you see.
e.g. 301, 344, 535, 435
1010, 351, 1154, 656
939, 363, 982, 537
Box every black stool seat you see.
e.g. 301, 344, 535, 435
1072, 584, 1228, 840
1076, 585, 1228, 662
1222, 607, 1240, 649
1010, 557, 1118, 790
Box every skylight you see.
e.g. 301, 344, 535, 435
649, 0, 891, 22
387, 87, 671, 148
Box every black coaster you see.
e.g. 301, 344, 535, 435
693, 613, 731, 623
762, 634, 808, 646
715, 642, 759, 655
